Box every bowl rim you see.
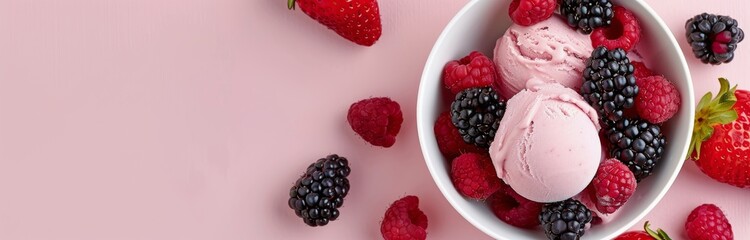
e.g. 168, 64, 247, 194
416, 0, 695, 238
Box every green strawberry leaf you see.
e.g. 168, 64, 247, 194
644, 221, 673, 240
690, 78, 739, 160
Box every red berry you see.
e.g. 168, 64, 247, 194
590, 158, 636, 214
443, 51, 496, 96
434, 112, 483, 159
347, 97, 403, 147
614, 221, 673, 240
488, 183, 543, 228
614, 231, 654, 240
291, 0, 382, 46
690, 79, 750, 188
685, 204, 733, 240
591, 6, 641, 51
450, 153, 502, 200
508, 0, 557, 26
381, 196, 428, 240
631, 61, 656, 79
635, 75, 681, 124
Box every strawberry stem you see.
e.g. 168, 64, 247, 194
287, 0, 295, 10
644, 221, 672, 240
689, 78, 739, 160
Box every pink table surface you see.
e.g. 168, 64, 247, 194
1, 0, 749, 239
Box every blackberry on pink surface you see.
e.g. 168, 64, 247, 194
288, 154, 351, 227
686, 13, 744, 65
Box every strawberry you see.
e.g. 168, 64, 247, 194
689, 78, 750, 188
288, 0, 382, 46
614, 221, 672, 240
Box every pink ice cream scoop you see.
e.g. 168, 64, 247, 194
493, 16, 593, 99
490, 81, 601, 203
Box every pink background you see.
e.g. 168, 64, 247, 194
0, 0, 749, 239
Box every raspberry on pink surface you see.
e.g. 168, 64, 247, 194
488, 183, 543, 228
508, 0, 556, 26
442, 51, 496, 96
591, 6, 641, 51
381, 196, 428, 240
347, 97, 403, 147
450, 153, 501, 200
590, 158, 636, 214
635, 75, 681, 124
434, 112, 483, 159
685, 204, 733, 240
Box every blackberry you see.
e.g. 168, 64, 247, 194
450, 87, 506, 148
580, 47, 638, 123
686, 13, 744, 65
605, 119, 666, 182
539, 199, 592, 240
559, 0, 614, 34
288, 154, 351, 227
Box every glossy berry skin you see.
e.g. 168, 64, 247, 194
694, 89, 750, 188
605, 118, 666, 182
434, 112, 483, 159
450, 153, 502, 200
559, 0, 614, 34
581, 47, 638, 123
443, 51, 496, 96
539, 199, 593, 240
614, 231, 655, 240
591, 6, 642, 52
631, 61, 656, 79
288, 154, 351, 227
685, 204, 733, 240
450, 87, 507, 148
685, 13, 744, 65
590, 158, 637, 214
290, 0, 382, 46
489, 183, 543, 228
381, 196, 428, 240
347, 97, 403, 148
508, 0, 556, 26
635, 75, 681, 124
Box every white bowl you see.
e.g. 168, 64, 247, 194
416, 0, 695, 239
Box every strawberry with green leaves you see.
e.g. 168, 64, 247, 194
614, 221, 672, 240
288, 0, 382, 46
689, 78, 750, 188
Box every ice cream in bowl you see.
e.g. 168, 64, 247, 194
416, 0, 694, 239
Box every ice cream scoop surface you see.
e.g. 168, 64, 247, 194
490, 82, 601, 203
493, 16, 593, 99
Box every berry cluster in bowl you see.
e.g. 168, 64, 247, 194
433, 0, 689, 239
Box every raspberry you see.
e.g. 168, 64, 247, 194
590, 158, 636, 214
635, 75, 681, 124
591, 6, 642, 51
685, 204, 733, 240
488, 183, 543, 228
443, 51, 496, 96
508, 0, 556, 26
450, 153, 501, 199
434, 112, 483, 159
631, 61, 656, 79
347, 97, 403, 147
381, 196, 428, 240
